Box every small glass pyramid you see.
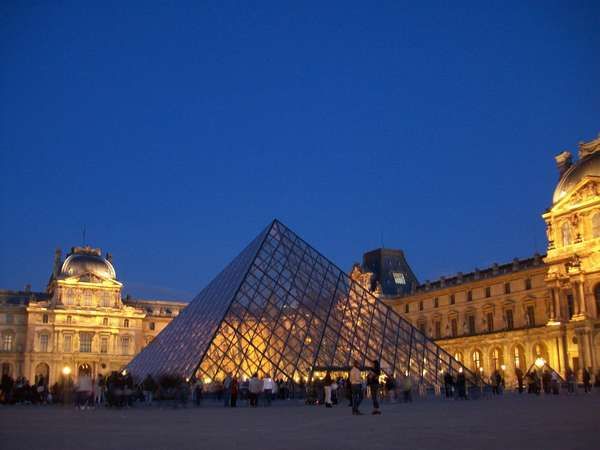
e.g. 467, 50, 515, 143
128, 220, 477, 387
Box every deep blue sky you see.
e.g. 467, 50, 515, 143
1, 1, 599, 300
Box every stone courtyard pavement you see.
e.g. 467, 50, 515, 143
0, 394, 598, 450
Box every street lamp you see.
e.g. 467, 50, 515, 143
534, 357, 546, 369
500, 364, 506, 372
62, 366, 71, 376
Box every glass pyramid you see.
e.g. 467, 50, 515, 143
128, 220, 478, 388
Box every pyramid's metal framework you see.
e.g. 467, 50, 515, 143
128, 220, 479, 387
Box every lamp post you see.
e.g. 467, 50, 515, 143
61, 366, 72, 405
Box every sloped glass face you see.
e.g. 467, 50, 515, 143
130, 219, 479, 388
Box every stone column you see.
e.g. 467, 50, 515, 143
577, 280, 587, 317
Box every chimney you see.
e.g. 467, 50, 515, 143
52, 248, 62, 277
555, 151, 572, 178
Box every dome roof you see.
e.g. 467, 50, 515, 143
60, 247, 116, 280
552, 150, 600, 204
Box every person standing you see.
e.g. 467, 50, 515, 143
230, 377, 238, 407
193, 378, 203, 406
323, 372, 333, 408
515, 368, 524, 394
456, 370, 466, 400
402, 372, 413, 403
222, 373, 232, 407
249, 373, 262, 407
443, 371, 454, 398
262, 374, 274, 406
368, 360, 382, 415
142, 374, 156, 407
583, 368, 592, 393
349, 360, 363, 415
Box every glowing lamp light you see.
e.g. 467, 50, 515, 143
479, 367, 483, 373
534, 357, 546, 369
458, 367, 463, 373
121, 369, 127, 376
500, 364, 506, 371
62, 366, 71, 376
185, 377, 190, 383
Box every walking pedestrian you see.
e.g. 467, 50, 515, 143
368, 360, 382, 415
248, 373, 262, 407
349, 360, 363, 415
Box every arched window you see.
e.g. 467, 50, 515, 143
490, 348, 503, 370
453, 351, 463, 363
2, 333, 14, 352
533, 342, 548, 362
592, 213, 600, 238
561, 222, 571, 246
472, 350, 482, 371
513, 345, 525, 370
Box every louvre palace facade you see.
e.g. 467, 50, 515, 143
0, 246, 186, 385
357, 134, 600, 385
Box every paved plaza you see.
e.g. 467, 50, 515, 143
0, 394, 598, 450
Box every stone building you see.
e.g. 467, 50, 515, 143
0, 246, 187, 385
354, 134, 600, 385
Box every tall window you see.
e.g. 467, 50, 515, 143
405, 304, 409, 314
472, 350, 481, 370
2, 334, 14, 352
467, 291, 473, 301
149, 322, 156, 331
514, 346, 524, 370
525, 278, 532, 290
486, 312, 494, 333
63, 335, 72, 352
39, 334, 49, 352
593, 213, 600, 238
561, 222, 571, 246
567, 294, 575, 319
418, 321, 426, 335
434, 298, 439, 308
505, 309, 514, 330
64, 289, 74, 305
454, 352, 463, 363
467, 315, 476, 335
66, 316, 72, 325
450, 294, 455, 305
83, 290, 93, 306
504, 283, 511, 294
434, 321, 441, 339
451, 318, 458, 337
485, 287, 491, 298
100, 336, 108, 354
419, 301, 423, 311
103, 317, 109, 326
526, 306, 536, 327
121, 336, 130, 355
42, 314, 48, 324
80, 334, 92, 353
101, 292, 111, 307
124, 319, 130, 328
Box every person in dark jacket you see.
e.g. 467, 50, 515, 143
368, 360, 382, 415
